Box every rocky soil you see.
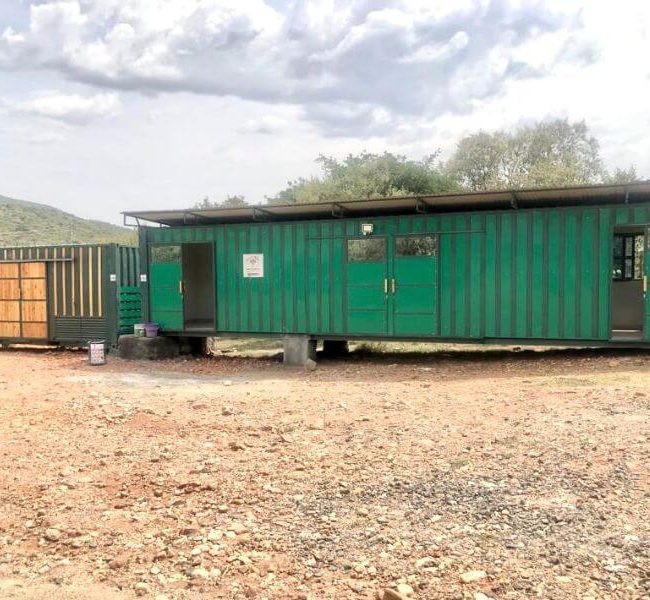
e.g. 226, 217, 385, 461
0, 346, 648, 599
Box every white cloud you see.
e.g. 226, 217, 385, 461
238, 115, 287, 134
0, 0, 650, 225
6, 92, 121, 125
0, 0, 613, 134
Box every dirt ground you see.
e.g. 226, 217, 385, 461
0, 345, 649, 600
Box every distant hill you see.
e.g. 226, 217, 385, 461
0, 194, 136, 247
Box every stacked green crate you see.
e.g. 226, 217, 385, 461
118, 286, 142, 334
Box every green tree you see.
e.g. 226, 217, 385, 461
603, 166, 640, 184
269, 152, 457, 204
445, 119, 639, 191
194, 194, 247, 209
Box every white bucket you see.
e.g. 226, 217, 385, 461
134, 323, 146, 337
88, 340, 106, 365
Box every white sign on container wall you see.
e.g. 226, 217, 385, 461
243, 254, 264, 278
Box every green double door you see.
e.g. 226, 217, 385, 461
346, 234, 438, 336
149, 245, 184, 331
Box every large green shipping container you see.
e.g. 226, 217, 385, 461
128, 183, 650, 346
0, 244, 140, 346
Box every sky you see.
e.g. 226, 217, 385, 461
0, 0, 649, 225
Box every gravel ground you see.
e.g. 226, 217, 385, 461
0, 346, 649, 599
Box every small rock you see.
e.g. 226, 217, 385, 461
221, 406, 234, 416
304, 359, 317, 371
396, 583, 413, 597
227, 522, 248, 535
134, 582, 150, 596
474, 593, 492, 600
461, 570, 487, 584
415, 556, 436, 569
43, 528, 61, 542
109, 553, 130, 570
191, 566, 210, 580
383, 589, 408, 600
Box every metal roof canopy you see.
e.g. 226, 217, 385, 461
123, 181, 650, 227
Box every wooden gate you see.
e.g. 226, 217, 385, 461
0, 262, 48, 339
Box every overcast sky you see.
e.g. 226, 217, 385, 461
1, 1, 649, 224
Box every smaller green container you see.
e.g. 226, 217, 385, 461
134, 323, 146, 337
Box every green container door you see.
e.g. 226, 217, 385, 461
345, 235, 438, 337
346, 238, 389, 335
149, 245, 183, 331
393, 235, 438, 336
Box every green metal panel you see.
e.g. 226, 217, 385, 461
137, 201, 650, 344
392, 251, 437, 336
346, 257, 389, 336
149, 245, 183, 331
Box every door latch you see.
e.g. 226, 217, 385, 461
383, 278, 388, 295
179, 280, 185, 295
391, 278, 396, 294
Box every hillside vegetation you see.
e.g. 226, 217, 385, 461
0, 195, 136, 247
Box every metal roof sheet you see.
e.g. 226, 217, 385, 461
124, 181, 650, 226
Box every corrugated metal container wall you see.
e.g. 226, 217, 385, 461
0, 244, 140, 346
141, 202, 650, 342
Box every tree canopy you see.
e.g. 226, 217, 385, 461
268, 152, 457, 205
444, 119, 637, 191
198, 119, 641, 207
194, 194, 247, 209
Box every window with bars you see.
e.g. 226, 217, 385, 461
612, 233, 644, 281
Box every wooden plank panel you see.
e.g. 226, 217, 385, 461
0, 280, 20, 300
21, 300, 47, 322
0, 322, 20, 337
20, 262, 46, 278
0, 263, 19, 278
0, 301, 20, 321
21, 278, 46, 300
22, 322, 47, 338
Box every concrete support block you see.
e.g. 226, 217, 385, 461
283, 335, 317, 366
118, 334, 180, 360
322, 340, 350, 358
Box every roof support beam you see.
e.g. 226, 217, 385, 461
252, 206, 274, 221
331, 203, 347, 218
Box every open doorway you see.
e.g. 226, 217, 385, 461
610, 227, 645, 340
182, 243, 215, 332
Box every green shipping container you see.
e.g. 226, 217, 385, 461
126, 183, 650, 347
0, 244, 140, 346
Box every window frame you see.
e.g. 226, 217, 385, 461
394, 233, 438, 258
612, 233, 644, 282
346, 237, 387, 263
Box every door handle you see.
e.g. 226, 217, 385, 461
644, 275, 648, 294
179, 280, 185, 295
392, 278, 396, 294
383, 278, 388, 295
